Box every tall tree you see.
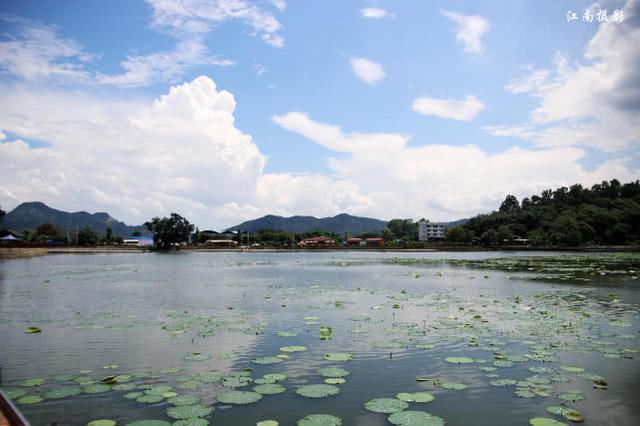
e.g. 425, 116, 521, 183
145, 213, 194, 250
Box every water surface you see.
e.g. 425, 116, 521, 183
1, 251, 638, 425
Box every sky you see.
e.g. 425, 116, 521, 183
0, 0, 638, 229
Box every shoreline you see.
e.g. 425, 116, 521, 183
2, 245, 638, 258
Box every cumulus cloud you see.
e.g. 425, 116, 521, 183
97, 39, 234, 87
271, 0, 286, 11
350, 57, 385, 85
441, 10, 490, 55
0, 15, 92, 81
0, 76, 266, 226
412, 95, 485, 121
359, 7, 389, 19
487, 0, 640, 152
272, 113, 639, 220
145, 0, 285, 47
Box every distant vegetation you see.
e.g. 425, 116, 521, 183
447, 179, 640, 246
226, 213, 387, 235
145, 213, 194, 250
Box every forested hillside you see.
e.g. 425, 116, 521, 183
448, 180, 640, 246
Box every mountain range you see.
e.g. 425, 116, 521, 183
226, 213, 388, 234
2, 202, 466, 237
2, 202, 146, 237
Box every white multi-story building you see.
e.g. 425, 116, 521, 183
418, 220, 446, 241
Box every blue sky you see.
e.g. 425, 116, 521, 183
0, 0, 638, 228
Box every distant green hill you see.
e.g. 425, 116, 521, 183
2, 202, 146, 237
458, 179, 640, 246
226, 213, 388, 235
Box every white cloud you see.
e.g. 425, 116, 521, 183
441, 10, 490, 55
97, 39, 234, 87
488, 0, 640, 152
145, 0, 285, 47
0, 76, 266, 227
271, 0, 286, 11
350, 57, 385, 85
253, 63, 267, 76
0, 16, 92, 81
359, 7, 389, 19
272, 113, 639, 220
412, 95, 485, 121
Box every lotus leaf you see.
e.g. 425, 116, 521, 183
297, 414, 342, 426
388, 411, 445, 426
168, 395, 200, 406
529, 418, 567, 426
445, 357, 474, 364
316, 367, 350, 378
87, 421, 116, 426
17, 395, 43, 404
83, 384, 112, 394
253, 384, 285, 394
364, 397, 409, 413
396, 392, 434, 403
252, 356, 284, 365
167, 404, 214, 419
296, 384, 340, 398
137, 394, 165, 404
217, 390, 263, 404
172, 420, 209, 426
44, 385, 82, 399
279, 346, 307, 353
324, 353, 354, 361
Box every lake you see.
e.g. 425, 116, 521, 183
1, 251, 639, 426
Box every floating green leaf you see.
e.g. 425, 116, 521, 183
17, 395, 43, 404
279, 346, 307, 353
83, 384, 112, 394
24, 326, 42, 334
21, 378, 45, 387
44, 385, 82, 399
252, 356, 284, 365
296, 384, 340, 398
125, 421, 171, 426
364, 397, 409, 413
217, 390, 263, 404
297, 414, 342, 426
168, 395, 200, 406
316, 367, 350, 378
87, 420, 117, 426
324, 353, 354, 362
529, 418, 567, 426
396, 392, 434, 403
324, 378, 346, 385
445, 357, 474, 364
166, 404, 214, 419
137, 394, 165, 404
253, 384, 286, 395
388, 411, 445, 426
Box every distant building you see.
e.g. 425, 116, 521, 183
364, 237, 384, 247
347, 237, 362, 246
418, 220, 446, 241
123, 236, 153, 247
298, 236, 336, 247
204, 239, 238, 247
346, 237, 384, 247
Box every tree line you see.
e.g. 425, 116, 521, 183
447, 179, 640, 246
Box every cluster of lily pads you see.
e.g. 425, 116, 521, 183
4, 252, 640, 425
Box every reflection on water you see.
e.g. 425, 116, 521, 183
0, 251, 639, 425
